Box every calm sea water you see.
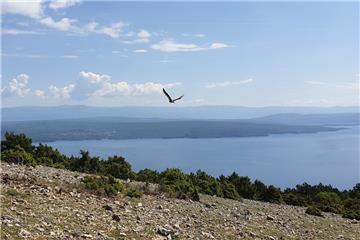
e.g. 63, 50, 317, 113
44, 126, 359, 190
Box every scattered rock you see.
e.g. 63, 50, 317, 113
19, 228, 31, 238
2, 162, 359, 240
81, 233, 93, 238
102, 205, 113, 212
112, 214, 120, 222
264, 236, 276, 240
157, 227, 174, 236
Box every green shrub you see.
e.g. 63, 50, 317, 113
125, 188, 143, 198
82, 175, 123, 197
136, 168, 160, 183
305, 206, 323, 217
260, 185, 283, 203
342, 198, 360, 220
314, 192, 343, 214
35, 144, 69, 167
253, 179, 267, 200
5, 188, 27, 197
227, 173, 255, 199
36, 156, 53, 166
1, 132, 34, 153
159, 168, 200, 201
218, 175, 241, 200
283, 192, 307, 206
104, 155, 134, 180
2, 146, 36, 165
189, 170, 223, 197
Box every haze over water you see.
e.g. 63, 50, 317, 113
44, 126, 359, 190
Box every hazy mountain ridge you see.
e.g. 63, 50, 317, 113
2, 105, 359, 121
2, 106, 357, 142
249, 113, 360, 126
2, 118, 343, 142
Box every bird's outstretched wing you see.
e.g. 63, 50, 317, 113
162, 88, 172, 102
173, 95, 184, 102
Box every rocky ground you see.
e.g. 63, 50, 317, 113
1, 163, 359, 240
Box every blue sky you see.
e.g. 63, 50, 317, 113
1, 1, 359, 107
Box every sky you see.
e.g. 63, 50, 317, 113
1, 0, 359, 107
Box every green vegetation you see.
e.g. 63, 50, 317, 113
5, 188, 28, 198
125, 188, 143, 198
1, 132, 359, 219
305, 206, 323, 217
82, 175, 123, 197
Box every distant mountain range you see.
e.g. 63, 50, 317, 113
2, 105, 358, 142
248, 113, 359, 126
2, 118, 344, 142
2, 105, 359, 121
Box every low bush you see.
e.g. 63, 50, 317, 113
2, 146, 36, 166
125, 188, 143, 198
305, 206, 323, 217
82, 175, 123, 197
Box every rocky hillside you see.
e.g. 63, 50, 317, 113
1, 163, 359, 240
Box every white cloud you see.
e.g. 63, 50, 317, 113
48, 0, 81, 10
210, 43, 229, 49
39, 17, 76, 31
151, 39, 229, 52
1, 53, 49, 58
2, 74, 30, 97
195, 33, 206, 38
137, 30, 151, 39
79, 71, 181, 98
133, 49, 148, 53
182, 33, 206, 38
71, 21, 129, 39
206, 79, 253, 89
1, 0, 43, 19
1, 0, 128, 39
49, 84, 75, 98
1, 29, 41, 35
34, 89, 45, 97
80, 71, 111, 84
92, 81, 132, 97
151, 39, 204, 52
99, 21, 128, 38
92, 81, 181, 98
61, 55, 78, 59
121, 38, 150, 44
306, 81, 327, 85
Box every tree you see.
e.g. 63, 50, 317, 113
218, 175, 241, 200
253, 179, 267, 200
189, 170, 223, 197
227, 172, 255, 199
35, 143, 69, 168
104, 155, 133, 179
159, 168, 200, 201
136, 168, 160, 183
261, 185, 283, 203
1, 132, 34, 153
314, 192, 343, 214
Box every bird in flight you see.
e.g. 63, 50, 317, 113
162, 88, 184, 103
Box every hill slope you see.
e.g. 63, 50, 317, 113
1, 163, 359, 240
